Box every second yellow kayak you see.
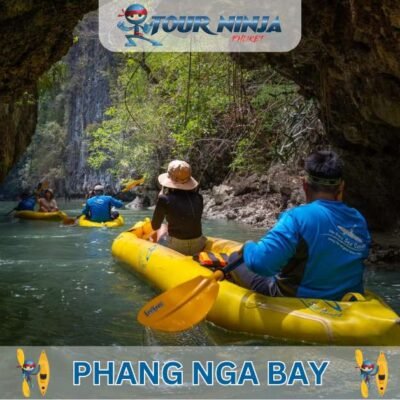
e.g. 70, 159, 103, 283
78, 215, 124, 228
14, 210, 67, 221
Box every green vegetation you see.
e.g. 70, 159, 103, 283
88, 53, 323, 186
3, 53, 324, 197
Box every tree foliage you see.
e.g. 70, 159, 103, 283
88, 53, 324, 186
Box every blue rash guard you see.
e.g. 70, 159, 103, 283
82, 195, 124, 223
16, 197, 36, 211
243, 200, 371, 300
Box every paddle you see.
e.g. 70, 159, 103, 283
4, 208, 16, 216
137, 254, 243, 332
355, 349, 369, 398
17, 348, 30, 398
62, 213, 81, 226
121, 177, 145, 192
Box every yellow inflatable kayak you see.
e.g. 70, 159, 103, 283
79, 215, 124, 228
112, 224, 400, 345
14, 210, 67, 221
376, 352, 388, 396
38, 350, 50, 397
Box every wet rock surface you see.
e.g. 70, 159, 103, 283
203, 164, 305, 228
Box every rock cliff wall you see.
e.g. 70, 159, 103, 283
235, 0, 400, 228
63, 13, 117, 194
0, 0, 97, 181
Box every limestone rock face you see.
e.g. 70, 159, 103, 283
0, 0, 97, 181
235, 0, 400, 229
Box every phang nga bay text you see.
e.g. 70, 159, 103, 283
73, 360, 329, 387
149, 15, 282, 35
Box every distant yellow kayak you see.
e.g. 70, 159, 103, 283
14, 210, 68, 221
37, 350, 50, 397
112, 221, 400, 345
78, 215, 124, 228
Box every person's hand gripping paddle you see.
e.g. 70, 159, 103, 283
137, 253, 243, 332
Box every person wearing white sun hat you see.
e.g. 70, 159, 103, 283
151, 160, 206, 256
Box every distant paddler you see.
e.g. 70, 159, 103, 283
5, 183, 44, 216
5, 191, 36, 216
81, 184, 124, 223
38, 188, 59, 212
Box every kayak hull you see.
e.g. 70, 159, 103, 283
37, 350, 50, 397
112, 228, 400, 345
79, 215, 124, 228
14, 210, 67, 221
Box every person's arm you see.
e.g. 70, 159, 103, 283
110, 197, 124, 209
151, 196, 167, 231
243, 211, 299, 277
38, 198, 48, 212
52, 199, 59, 211
81, 202, 89, 217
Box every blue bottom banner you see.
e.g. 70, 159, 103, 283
2, 346, 399, 399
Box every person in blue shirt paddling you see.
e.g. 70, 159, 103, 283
81, 185, 124, 223
15, 191, 36, 211
231, 150, 371, 300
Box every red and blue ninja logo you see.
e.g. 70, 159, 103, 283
117, 4, 162, 47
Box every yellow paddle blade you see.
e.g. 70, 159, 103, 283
62, 216, 76, 225
22, 379, 30, 398
122, 177, 145, 192
361, 379, 368, 398
138, 273, 222, 332
17, 348, 25, 368
355, 349, 363, 368
376, 352, 388, 396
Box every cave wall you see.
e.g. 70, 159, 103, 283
0, 0, 97, 181
235, 0, 400, 229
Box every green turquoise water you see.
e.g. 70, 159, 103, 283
0, 200, 399, 346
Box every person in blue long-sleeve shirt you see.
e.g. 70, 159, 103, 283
81, 185, 124, 222
231, 151, 371, 300
15, 192, 36, 211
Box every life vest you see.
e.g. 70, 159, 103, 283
193, 252, 229, 268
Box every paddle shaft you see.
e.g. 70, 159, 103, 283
211, 254, 243, 281
223, 254, 244, 274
